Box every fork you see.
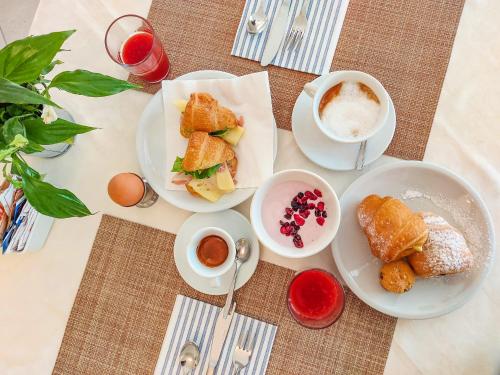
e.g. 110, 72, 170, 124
355, 140, 367, 170
232, 329, 255, 374
285, 0, 310, 51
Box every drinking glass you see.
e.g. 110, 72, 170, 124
287, 268, 345, 329
105, 14, 170, 83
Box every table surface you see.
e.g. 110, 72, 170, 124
0, 0, 498, 374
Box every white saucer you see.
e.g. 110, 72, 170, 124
136, 70, 278, 213
291, 72, 396, 171
173, 209, 260, 295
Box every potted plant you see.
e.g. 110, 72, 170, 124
0, 30, 139, 218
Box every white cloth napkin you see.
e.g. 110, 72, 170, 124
154, 295, 277, 375
162, 72, 274, 191
232, 0, 349, 75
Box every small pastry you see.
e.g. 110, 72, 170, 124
181, 92, 238, 138
357, 194, 428, 263
379, 260, 416, 293
408, 212, 474, 277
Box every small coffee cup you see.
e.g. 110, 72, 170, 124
303, 70, 390, 144
187, 227, 236, 288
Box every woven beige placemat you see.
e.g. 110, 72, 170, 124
130, 0, 464, 160
53, 215, 396, 375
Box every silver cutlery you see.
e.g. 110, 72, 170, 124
355, 140, 367, 170
179, 341, 200, 374
247, 0, 268, 34
261, 0, 291, 66
222, 238, 251, 318
206, 303, 236, 375
232, 329, 255, 375
285, 0, 310, 51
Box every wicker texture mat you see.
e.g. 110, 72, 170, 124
53, 215, 396, 375
130, 0, 465, 160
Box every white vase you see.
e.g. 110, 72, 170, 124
30, 109, 74, 158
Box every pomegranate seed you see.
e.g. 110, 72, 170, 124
280, 226, 288, 234
297, 192, 304, 198
314, 189, 323, 197
317, 202, 325, 211
316, 217, 325, 226
315, 209, 321, 217
279, 220, 286, 226
293, 214, 305, 226
290, 226, 297, 235
285, 207, 293, 216
284, 214, 292, 220
308, 202, 315, 209
322, 211, 327, 218
299, 210, 308, 219
293, 236, 304, 248
291, 201, 299, 211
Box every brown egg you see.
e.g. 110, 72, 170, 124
107, 173, 145, 207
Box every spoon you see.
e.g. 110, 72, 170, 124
179, 341, 200, 374
222, 238, 251, 317
247, 0, 268, 34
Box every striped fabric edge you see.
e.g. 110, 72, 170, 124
154, 295, 277, 375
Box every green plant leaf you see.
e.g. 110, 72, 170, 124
2, 116, 26, 144
20, 172, 92, 218
41, 59, 63, 75
0, 134, 29, 161
23, 117, 96, 145
21, 141, 45, 154
49, 69, 140, 97
11, 154, 41, 179
0, 30, 75, 83
0, 78, 59, 107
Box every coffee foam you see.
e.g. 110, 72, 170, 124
320, 81, 381, 141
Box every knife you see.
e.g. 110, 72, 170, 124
206, 302, 236, 375
260, 0, 291, 66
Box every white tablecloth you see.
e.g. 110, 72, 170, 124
0, 0, 498, 374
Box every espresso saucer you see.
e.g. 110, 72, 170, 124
173, 209, 260, 296
291, 72, 396, 171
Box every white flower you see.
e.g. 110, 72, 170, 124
41, 105, 58, 124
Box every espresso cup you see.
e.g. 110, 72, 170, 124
303, 70, 390, 144
187, 227, 236, 287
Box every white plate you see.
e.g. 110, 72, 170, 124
332, 161, 495, 319
173, 209, 260, 295
136, 70, 278, 213
291, 72, 396, 171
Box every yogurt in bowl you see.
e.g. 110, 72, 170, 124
251, 170, 341, 258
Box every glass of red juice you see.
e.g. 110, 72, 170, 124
105, 14, 170, 83
287, 268, 345, 329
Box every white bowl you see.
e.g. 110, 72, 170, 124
250, 169, 341, 258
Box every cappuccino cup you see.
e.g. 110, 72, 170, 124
303, 71, 390, 144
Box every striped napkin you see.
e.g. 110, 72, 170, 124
154, 295, 277, 375
231, 0, 349, 75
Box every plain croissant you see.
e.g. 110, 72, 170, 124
180, 92, 238, 138
182, 131, 235, 172
357, 194, 428, 263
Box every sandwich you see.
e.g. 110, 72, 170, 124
171, 131, 238, 202
175, 92, 245, 145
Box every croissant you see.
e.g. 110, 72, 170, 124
357, 195, 428, 263
408, 213, 474, 277
182, 131, 235, 172
180, 92, 238, 138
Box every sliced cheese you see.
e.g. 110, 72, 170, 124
187, 178, 224, 202
174, 99, 188, 113
221, 126, 245, 146
216, 167, 235, 192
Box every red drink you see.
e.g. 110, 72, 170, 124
287, 269, 345, 329
105, 15, 170, 83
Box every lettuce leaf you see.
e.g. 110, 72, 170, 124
171, 156, 221, 179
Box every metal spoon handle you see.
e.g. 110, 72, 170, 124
222, 261, 239, 318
